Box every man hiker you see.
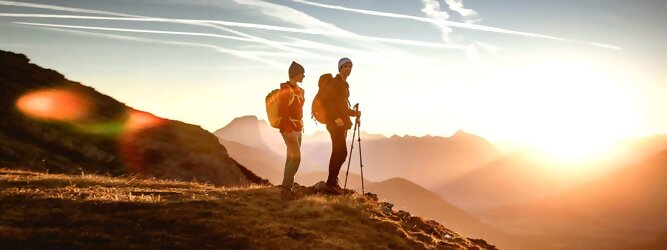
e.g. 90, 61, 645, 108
279, 61, 305, 200
323, 57, 361, 194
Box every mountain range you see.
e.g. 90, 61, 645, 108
214, 119, 532, 249
214, 115, 503, 188
476, 149, 667, 249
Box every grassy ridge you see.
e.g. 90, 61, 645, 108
0, 169, 495, 250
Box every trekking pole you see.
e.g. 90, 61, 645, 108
356, 110, 364, 195
344, 103, 359, 190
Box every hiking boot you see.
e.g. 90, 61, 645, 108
324, 182, 346, 195
281, 188, 296, 201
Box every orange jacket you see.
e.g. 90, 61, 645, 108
278, 82, 305, 133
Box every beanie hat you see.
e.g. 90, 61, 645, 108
338, 57, 352, 69
288, 61, 305, 79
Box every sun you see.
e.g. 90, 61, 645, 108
517, 62, 640, 163
523, 128, 623, 164
468, 58, 642, 164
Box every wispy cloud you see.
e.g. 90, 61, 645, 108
231, 0, 352, 36
0, 1, 324, 60
15, 22, 284, 66
225, 0, 416, 60
444, 0, 480, 24
473, 41, 499, 55
282, 36, 367, 55
0, 42, 51, 48
0, 0, 135, 17
0, 13, 326, 34
290, 0, 621, 50
0, 0, 470, 71
13, 22, 256, 42
589, 43, 624, 50
0, 12, 468, 51
49, 27, 281, 64
422, 0, 488, 61
222, 0, 470, 59
204, 23, 321, 59
421, 0, 454, 43
10, 21, 360, 60
233, 0, 466, 51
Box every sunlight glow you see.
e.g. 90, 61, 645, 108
466, 59, 642, 164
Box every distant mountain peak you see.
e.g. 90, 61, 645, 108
450, 129, 494, 145
228, 115, 263, 125
234, 115, 260, 121
386, 130, 490, 144
215, 115, 268, 134
453, 129, 469, 136
452, 129, 484, 140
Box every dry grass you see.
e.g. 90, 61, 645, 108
0, 168, 495, 249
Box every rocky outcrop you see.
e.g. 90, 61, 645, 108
0, 50, 266, 186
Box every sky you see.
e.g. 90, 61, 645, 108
1, 0, 666, 158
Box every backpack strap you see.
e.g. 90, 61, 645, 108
285, 84, 303, 106
284, 84, 303, 130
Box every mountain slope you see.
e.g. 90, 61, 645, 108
0, 50, 262, 186
366, 178, 536, 250
479, 150, 667, 249
438, 135, 667, 212
218, 139, 284, 184
437, 152, 585, 211
0, 168, 496, 250
214, 116, 325, 175
213, 115, 286, 156
537, 149, 667, 231
294, 171, 529, 249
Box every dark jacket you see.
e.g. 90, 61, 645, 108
278, 82, 304, 133
323, 74, 356, 130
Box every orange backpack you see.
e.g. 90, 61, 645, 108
265, 84, 297, 128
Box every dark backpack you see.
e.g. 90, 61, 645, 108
311, 73, 333, 124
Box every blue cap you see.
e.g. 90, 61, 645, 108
338, 57, 352, 69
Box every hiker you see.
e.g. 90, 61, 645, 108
323, 57, 361, 194
278, 61, 305, 200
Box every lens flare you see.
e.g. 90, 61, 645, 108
126, 110, 165, 132
69, 110, 166, 136
119, 110, 167, 174
74, 122, 126, 136
17, 88, 170, 175
16, 89, 90, 121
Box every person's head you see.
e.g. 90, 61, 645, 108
338, 57, 352, 77
288, 61, 305, 83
